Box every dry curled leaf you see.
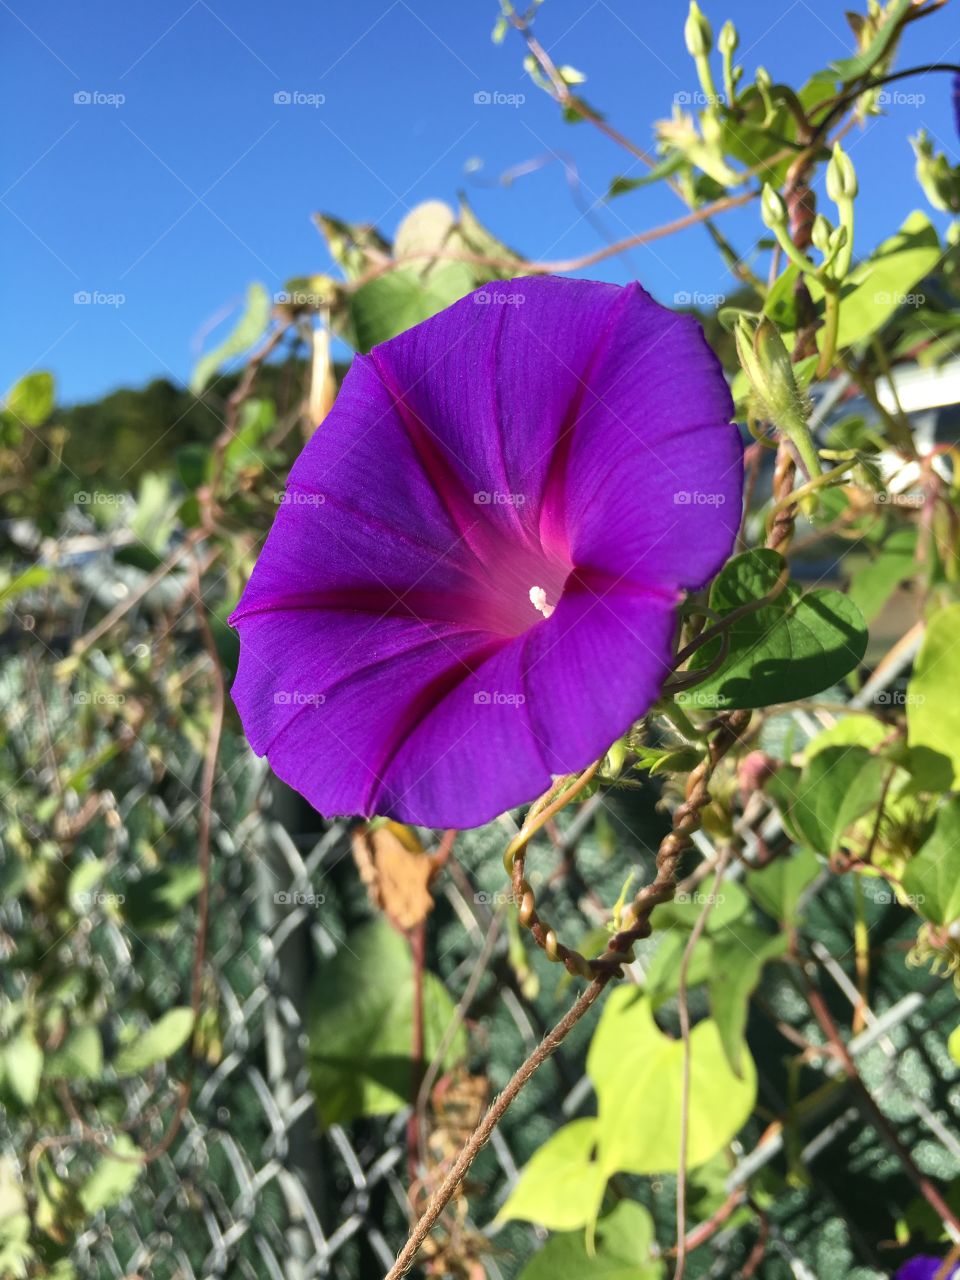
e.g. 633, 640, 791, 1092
352, 821, 435, 931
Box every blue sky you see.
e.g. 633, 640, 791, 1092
3, 0, 959, 405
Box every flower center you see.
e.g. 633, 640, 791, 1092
528, 585, 555, 620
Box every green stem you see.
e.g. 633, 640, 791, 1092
816, 287, 841, 379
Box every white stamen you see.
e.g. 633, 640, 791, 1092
528, 585, 555, 620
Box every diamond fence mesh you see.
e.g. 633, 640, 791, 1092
1, 529, 958, 1280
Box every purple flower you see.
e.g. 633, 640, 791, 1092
895, 1257, 959, 1280
229, 277, 742, 827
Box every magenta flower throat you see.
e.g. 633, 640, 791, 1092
229, 277, 743, 827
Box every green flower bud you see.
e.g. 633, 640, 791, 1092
684, 1, 713, 58
827, 225, 848, 254
760, 183, 787, 229
735, 315, 820, 476
811, 214, 832, 255
826, 142, 858, 202
718, 19, 738, 55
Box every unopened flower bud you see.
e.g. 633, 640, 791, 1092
760, 183, 787, 229
718, 19, 738, 56
811, 214, 832, 255
684, 1, 713, 58
826, 142, 858, 201
735, 315, 820, 476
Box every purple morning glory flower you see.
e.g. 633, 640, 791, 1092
895, 1257, 959, 1280
229, 276, 742, 827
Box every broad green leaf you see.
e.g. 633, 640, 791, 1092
847, 528, 917, 623
709, 924, 788, 1076
588, 991, 756, 1175
79, 1135, 143, 1214
44, 1025, 103, 1081
746, 848, 821, 922
347, 263, 477, 352
6, 371, 54, 426
901, 799, 960, 926
307, 920, 466, 1125
678, 550, 867, 711
190, 283, 271, 394
643, 930, 713, 1004
803, 715, 888, 760
517, 1200, 664, 1280
394, 200, 456, 261
497, 1119, 606, 1231
907, 604, 960, 785
3, 1030, 42, 1106
651, 880, 750, 933
765, 213, 940, 352
113, 1007, 195, 1076
766, 746, 889, 855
